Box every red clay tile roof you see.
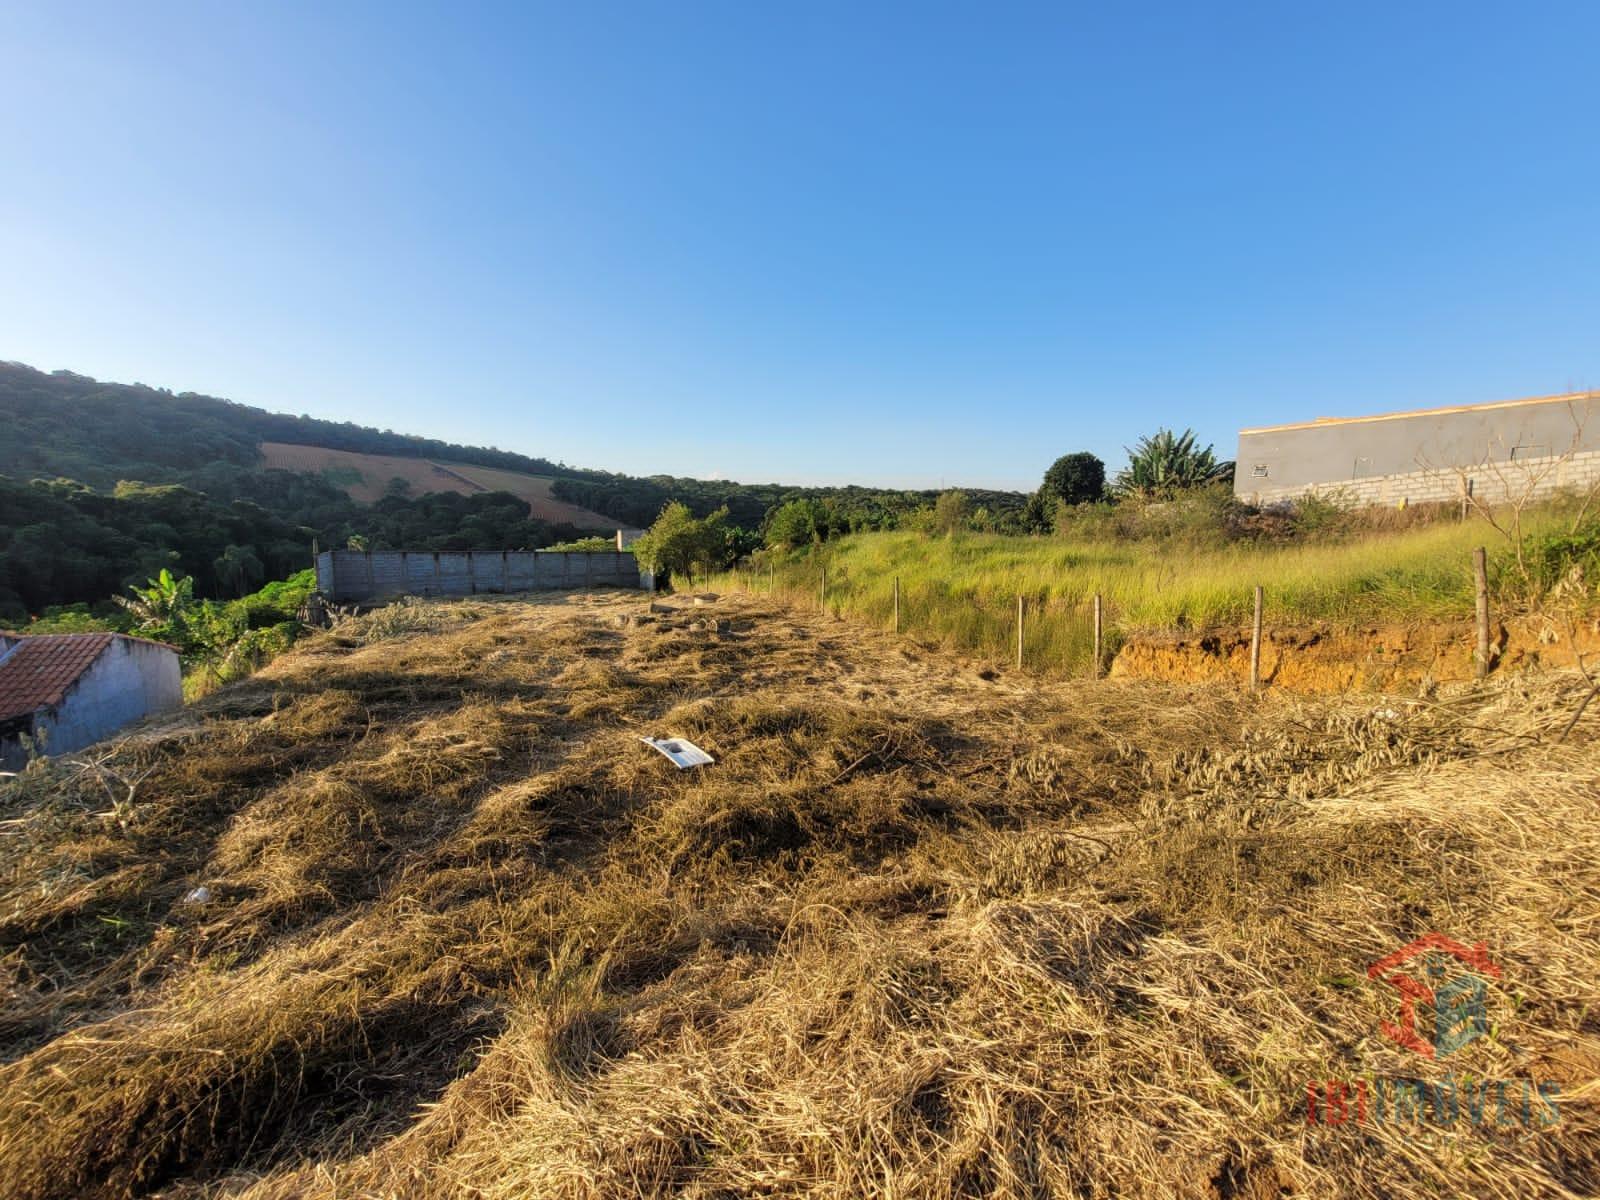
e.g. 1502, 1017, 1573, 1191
0, 633, 116, 723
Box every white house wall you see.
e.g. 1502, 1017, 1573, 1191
32, 640, 181, 758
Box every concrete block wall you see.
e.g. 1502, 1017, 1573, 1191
1237, 448, 1600, 509
1236, 391, 1600, 510
315, 549, 644, 603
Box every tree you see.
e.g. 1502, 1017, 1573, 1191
1041, 452, 1106, 507
1114, 429, 1234, 499
932, 489, 969, 535
631, 502, 742, 584
765, 498, 829, 549
214, 543, 265, 598
1020, 490, 1053, 533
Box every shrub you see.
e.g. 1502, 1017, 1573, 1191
19, 603, 127, 635
1519, 519, 1600, 601
932, 490, 969, 535
1052, 483, 1244, 547
544, 536, 618, 553
1050, 500, 1122, 541
1288, 491, 1348, 537
239, 568, 317, 629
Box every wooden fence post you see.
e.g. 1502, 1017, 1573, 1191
1016, 594, 1024, 670
1474, 546, 1490, 679
1249, 585, 1264, 691
893, 575, 900, 634
1092, 593, 1102, 679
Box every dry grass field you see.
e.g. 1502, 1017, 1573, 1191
258, 442, 617, 529
1, 592, 1596, 1199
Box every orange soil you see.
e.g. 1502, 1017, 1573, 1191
1109, 613, 1600, 693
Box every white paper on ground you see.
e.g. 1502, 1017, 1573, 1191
640, 736, 715, 769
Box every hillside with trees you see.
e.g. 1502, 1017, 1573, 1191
548, 474, 1029, 530
0, 361, 1032, 619
0, 361, 597, 491
0, 361, 1028, 531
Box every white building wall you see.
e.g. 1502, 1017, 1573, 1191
1237, 448, 1600, 509
31, 640, 182, 757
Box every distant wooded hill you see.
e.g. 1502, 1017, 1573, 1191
0, 360, 1024, 618
0, 360, 600, 491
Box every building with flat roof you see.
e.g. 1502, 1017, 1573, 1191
1234, 390, 1600, 508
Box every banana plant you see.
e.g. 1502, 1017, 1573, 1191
112, 568, 195, 637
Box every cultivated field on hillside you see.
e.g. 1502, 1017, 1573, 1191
0, 594, 1596, 1198
259, 441, 618, 529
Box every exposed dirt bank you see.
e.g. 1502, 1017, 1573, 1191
1111, 612, 1600, 693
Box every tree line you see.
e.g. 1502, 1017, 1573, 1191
2, 356, 1238, 615
0, 360, 608, 490
630, 432, 1237, 582
0, 359, 1030, 617
0, 474, 590, 623
2, 360, 1031, 534
549, 474, 1030, 531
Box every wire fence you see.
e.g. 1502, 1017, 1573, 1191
721, 544, 1500, 686
725, 563, 1117, 677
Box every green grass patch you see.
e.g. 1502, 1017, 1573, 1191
711, 512, 1584, 672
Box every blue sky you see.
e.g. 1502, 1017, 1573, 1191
3, 3, 1597, 491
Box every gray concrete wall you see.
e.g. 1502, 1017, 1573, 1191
1236, 392, 1600, 506
31, 639, 182, 759
316, 549, 644, 603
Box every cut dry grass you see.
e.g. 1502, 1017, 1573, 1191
0, 590, 1595, 1199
